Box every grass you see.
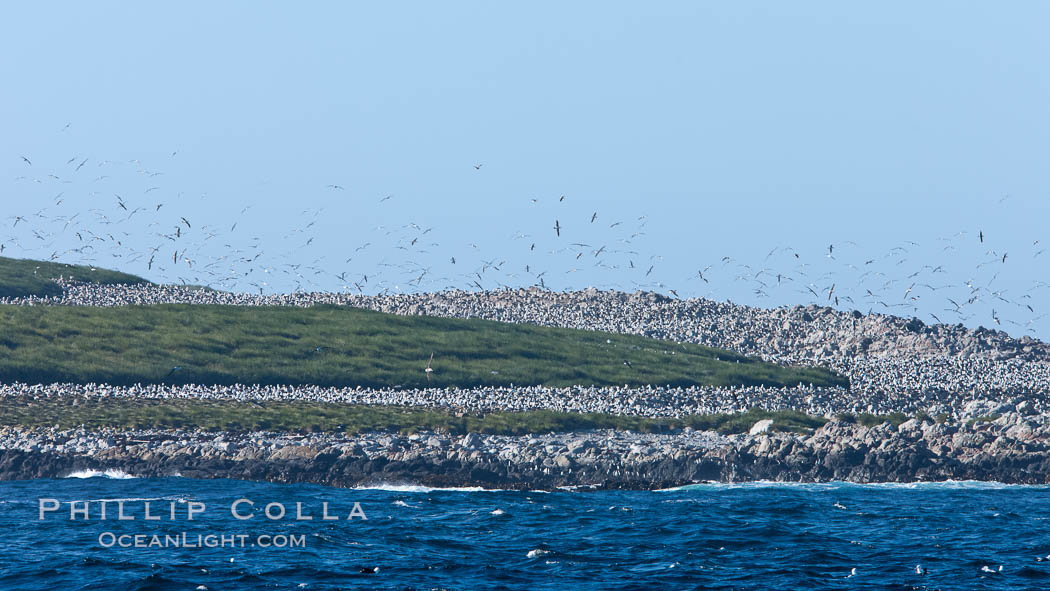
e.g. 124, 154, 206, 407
0, 256, 848, 436
964, 414, 1001, 427
0, 256, 149, 299
0, 397, 829, 435
835, 412, 916, 427
0, 303, 847, 389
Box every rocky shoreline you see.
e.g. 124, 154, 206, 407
4, 405, 1050, 489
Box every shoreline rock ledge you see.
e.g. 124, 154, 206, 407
3, 413, 1050, 489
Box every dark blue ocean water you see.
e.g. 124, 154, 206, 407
2, 476, 1049, 590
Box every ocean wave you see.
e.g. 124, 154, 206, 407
353, 483, 500, 493
63, 469, 137, 479
657, 480, 1050, 492
556, 484, 600, 491
858, 479, 1050, 490
82, 496, 190, 503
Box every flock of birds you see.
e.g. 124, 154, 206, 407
4, 149, 1048, 341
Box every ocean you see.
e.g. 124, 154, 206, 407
2, 476, 1048, 590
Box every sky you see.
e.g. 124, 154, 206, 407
1, 2, 1048, 339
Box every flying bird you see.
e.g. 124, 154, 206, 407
554, 220, 561, 237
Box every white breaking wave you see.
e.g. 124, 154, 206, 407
82, 495, 190, 503
353, 483, 498, 493
64, 469, 137, 479
656, 479, 1050, 492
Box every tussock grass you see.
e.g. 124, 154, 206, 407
0, 304, 847, 389
835, 412, 911, 427
0, 397, 829, 435
0, 256, 847, 394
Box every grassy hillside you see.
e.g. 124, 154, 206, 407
0, 397, 830, 435
0, 304, 847, 389
0, 256, 149, 299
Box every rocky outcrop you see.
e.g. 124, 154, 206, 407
4, 411, 1050, 489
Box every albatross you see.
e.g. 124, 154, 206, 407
424, 353, 434, 384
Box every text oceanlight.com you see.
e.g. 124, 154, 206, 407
97, 532, 307, 548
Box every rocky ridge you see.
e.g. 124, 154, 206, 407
3, 399, 1049, 488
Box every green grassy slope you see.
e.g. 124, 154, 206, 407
0, 304, 847, 389
0, 397, 830, 435
0, 256, 149, 299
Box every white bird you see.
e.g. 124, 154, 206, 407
980, 565, 1002, 574
424, 353, 434, 384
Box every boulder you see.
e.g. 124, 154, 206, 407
749, 419, 775, 436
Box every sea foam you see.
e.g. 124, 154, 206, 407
63, 469, 137, 479
353, 483, 497, 493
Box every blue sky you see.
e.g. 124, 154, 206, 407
2, 2, 1048, 338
